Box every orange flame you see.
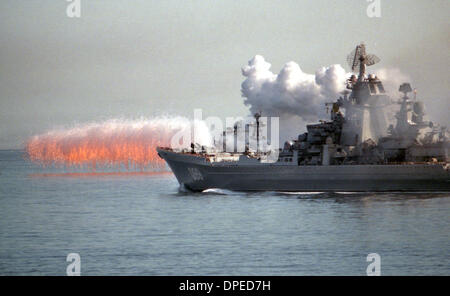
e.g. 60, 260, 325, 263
25, 118, 203, 170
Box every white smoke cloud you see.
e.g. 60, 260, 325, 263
241, 55, 411, 142
241, 55, 349, 141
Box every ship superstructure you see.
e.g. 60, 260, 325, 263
157, 43, 449, 192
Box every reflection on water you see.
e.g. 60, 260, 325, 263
29, 171, 173, 178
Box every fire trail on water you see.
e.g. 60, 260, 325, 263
25, 117, 211, 171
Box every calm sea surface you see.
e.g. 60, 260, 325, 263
0, 150, 449, 275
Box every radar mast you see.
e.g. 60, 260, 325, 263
347, 43, 380, 81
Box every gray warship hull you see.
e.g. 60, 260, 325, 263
157, 148, 450, 192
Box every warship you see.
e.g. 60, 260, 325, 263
157, 43, 450, 192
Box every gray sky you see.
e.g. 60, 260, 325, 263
1, 0, 449, 149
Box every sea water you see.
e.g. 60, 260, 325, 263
0, 150, 448, 275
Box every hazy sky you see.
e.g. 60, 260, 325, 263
0, 0, 449, 148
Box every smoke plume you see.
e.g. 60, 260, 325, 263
241, 55, 349, 141
26, 116, 212, 170
241, 55, 410, 141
